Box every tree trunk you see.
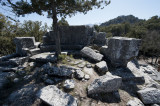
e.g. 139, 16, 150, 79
155, 56, 158, 64
52, 0, 61, 56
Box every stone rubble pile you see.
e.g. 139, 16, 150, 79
1, 25, 160, 106
87, 73, 122, 95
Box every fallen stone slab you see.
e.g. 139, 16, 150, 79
151, 104, 160, 106
87, 73, 122, 95
9, 56, 29, 66
101, 37, 141, 67
40, 45, 84, 52
84, 74, 90, 80
111, 68, 145, 83
37, 85, 77, 106
0, 67, 17, 72
0, 53, 18, 62
95, 61, 108, 75
81, 47, 103, 62
8, 84, 40, 106
127, 97, 144, 106
48, 66, 73, 78
0, 71, 10, 89
110, 60, 145, 83
0, 56, 28, 68
140, 65, 160, 82
137, 88, 160, 104
29, 52, 57, 63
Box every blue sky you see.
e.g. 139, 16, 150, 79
0, 0, 160, 26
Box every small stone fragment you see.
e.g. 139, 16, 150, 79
127, 97, 144, 106
84, 74, 90, 80
63, 79, 75, 90
88, 74, 122, 95
75, 69, 84, 79
37, 85, 77, 106
13, 78, 19, 83
95, 61, 108, 75
45, 79, 54, 85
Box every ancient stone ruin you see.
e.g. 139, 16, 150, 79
0, 25, 160, 106
101, 37, 141, 67
41, 26, 94, 52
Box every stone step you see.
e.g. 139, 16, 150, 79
34, 42, 41, 48
110, 68, 145, 83
40, 45, 84, 52
0, 67, 17, 72
29, 52, 57, 63
29, 48, 41, 55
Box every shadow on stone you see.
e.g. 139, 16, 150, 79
88, 91, 121, 103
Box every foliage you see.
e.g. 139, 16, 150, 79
100, 15, 143, 26
0, 13, 49, 56
58, 18, 69, 26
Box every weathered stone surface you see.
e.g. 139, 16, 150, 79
48, 66, 73, 78
23, 75, 32, 80
75, 69, 84, 79
29, 48, 41, 55
14, 37, 36, 56
140, 65, 160, 82
13, 78, 19, 83
40, 45, 84, 52
83, 67, 95, 75
63, 79, 75, 89
0, 56, 28, 68
95, 61, 108, 75
101, 37, 141, 67
110, 60, 145, 83
127, 97, 144, 106
37, 85, 77, 106
137, 88, 160, 104
9, 56, 28, 66
29, 52, 57, 63
81, 47, 103, 62
151, 104, 160, 106
8, 84, 40, 106
92, 32, 107, 45
0, 71, 9, 89
87, 74, 122, 95
0, 53, 18, 62
77, 62, 86, 68
0, 67, 17, 72
41, 25, 94, 51
45, 79, 54, 85
84, 74, 90, 80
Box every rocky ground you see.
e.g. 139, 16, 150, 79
0, 36, 160, 106
0, 52, 160, 106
